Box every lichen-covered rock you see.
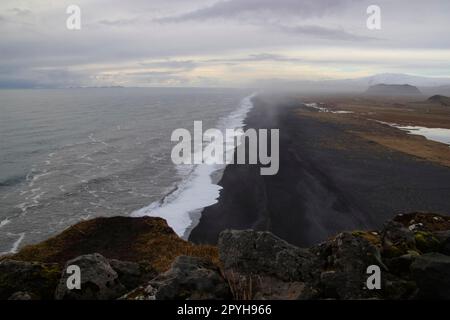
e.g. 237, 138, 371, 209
386, 251, 420, 276
313, 232, 386, 299
0, 260, 60, 300
381, 220, 416, 258
108, 259, 156, 291
218, 229, 315, 282
393, 213, 450, 233
434, 230, 450, 255
55, 253, 126, 300
410, 252, 450, 299
122, 256, 230, 300
413, 231, 440, 253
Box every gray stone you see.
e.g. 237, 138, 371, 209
434, 230, 450, 255
122, 256, 230, 300
381, 220, 416, 257
55, 253, 126, 300
218, 229, 315, 282
410, 252, 450, 299
0, 259, 60, 300
314, 232, 385, 299
108, 259, 154, 290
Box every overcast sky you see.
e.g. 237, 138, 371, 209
1, 0, 450, 88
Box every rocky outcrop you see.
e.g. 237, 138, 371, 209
1, 212, 450, 300
55, 253, 127, 300
0, 260, 61, 300
313, 232, 387, 299
219, 230, 316, 282
7, 216, 218, 273
122, 256, 230, 300
411, 253, 450, 299
218, 230, 317, 299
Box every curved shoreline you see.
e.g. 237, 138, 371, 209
132, 94, 256, 238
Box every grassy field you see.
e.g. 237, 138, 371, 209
295, 95, 450, 168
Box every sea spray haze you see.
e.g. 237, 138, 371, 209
0, 87, 251, 254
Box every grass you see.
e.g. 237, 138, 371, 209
9, 216, 219, 273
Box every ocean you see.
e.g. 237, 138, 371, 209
0, 87, 252, 254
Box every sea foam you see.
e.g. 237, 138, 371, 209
131, 94, 256, 237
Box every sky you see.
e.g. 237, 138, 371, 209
1, 0, 450, 88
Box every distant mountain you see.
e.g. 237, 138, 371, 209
427, 95, 450, 106
359, 73, 450, 87
365, 84, 422, 97
252, 73, 450, 94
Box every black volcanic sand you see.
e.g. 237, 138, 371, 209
189, 94, 450, 247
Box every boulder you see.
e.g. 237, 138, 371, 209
122, 256, 230, 300
217, 230, 319, 300
386, 251, 420, 276
108, 259, 156, 291
0, 259, 60, 300
55, 253, 126, 300
410, 252, 450, 299
313, 232, 385, 299
218, 229, 315, 282
393, 212, 450, 233
381, 220, 415, 258
434, 230, 450, 255
413, 231, 440, 253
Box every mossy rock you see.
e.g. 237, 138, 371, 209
351, 231, 381, 247
9, 216, 219, 273
382, 244, 406, 259
414, 231, 441, 253
385, 251, 420, 276
0, 260, 61, 300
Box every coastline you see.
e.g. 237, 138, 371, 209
189, 94, 450, 247
131, 93, 256, 239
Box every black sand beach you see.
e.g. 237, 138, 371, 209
189, 94, 450, 247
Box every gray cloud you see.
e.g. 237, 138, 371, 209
98, 18, 139, 27
276, 24, 379, 41
156, 0, 375, 42
139, 60, 198, 70
204, 53, 304, 64
9, 8, 32, 16
158, 0, 353, 22
0, 0, 449, 88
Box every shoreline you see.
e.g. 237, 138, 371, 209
132, 93, 255, 239
189, 94, 450, 247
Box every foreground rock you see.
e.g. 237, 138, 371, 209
6, 216, 218, 273
411, 253, 450, 299
0, 260, 60, 300
1, 213, 450, 300
55, 253, 127, 300
218, 230, 317, 299
122, 256, 231, 300
313, 232, 387, 299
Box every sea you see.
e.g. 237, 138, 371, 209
0, 87, 253, 254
